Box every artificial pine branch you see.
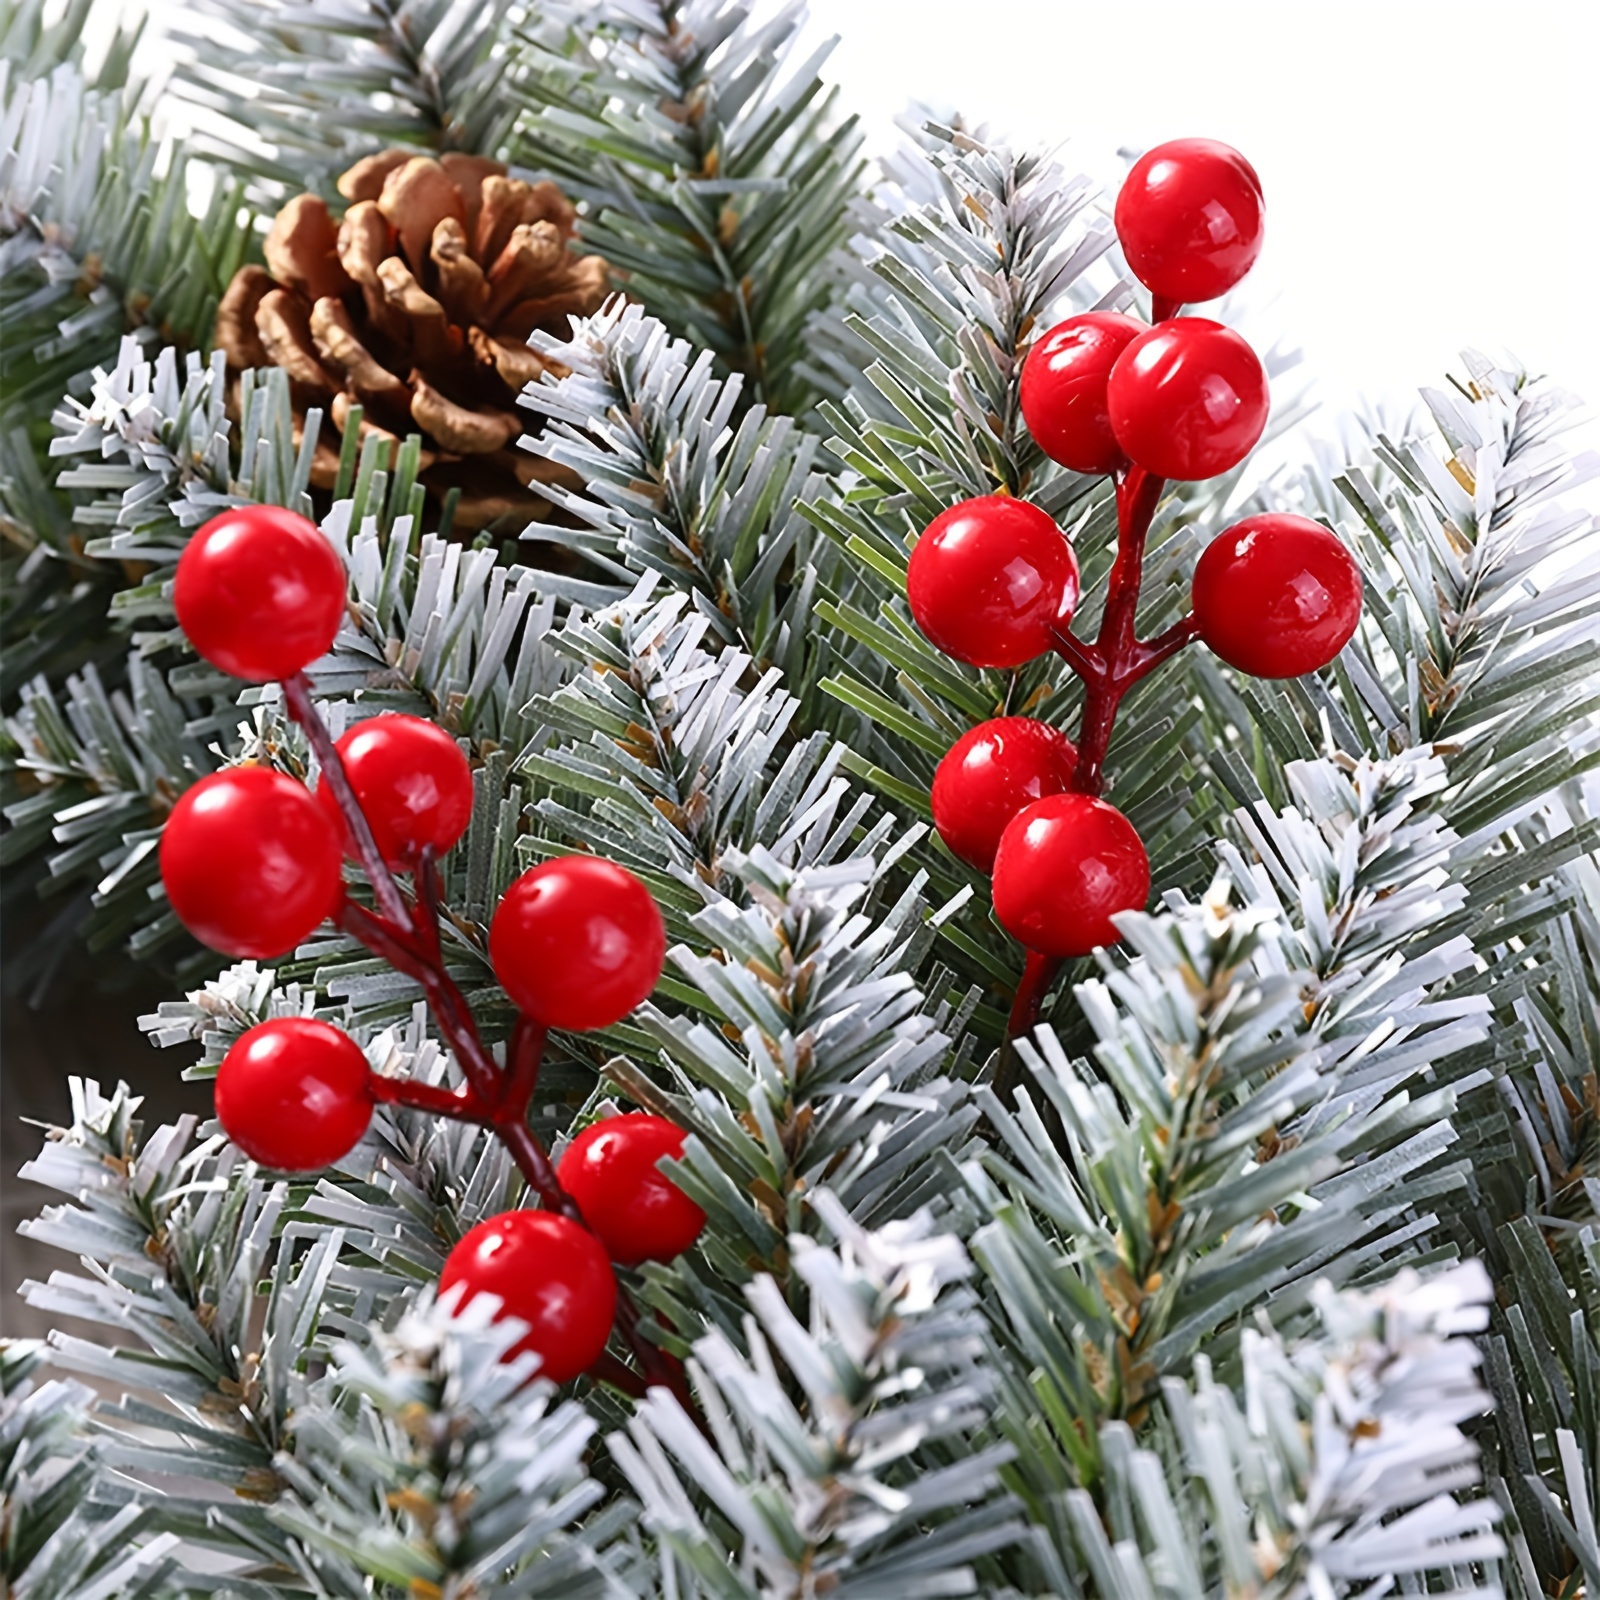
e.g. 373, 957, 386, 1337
521, 300, 837, 695
515, 0, 866, 417
0, 15, 246, 427
612, 1194, 1024, 1597
266, 1297, 639, 1597
165, 0, 527, 204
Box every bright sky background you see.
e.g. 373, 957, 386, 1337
105, 0, 1600, 451
798, 0, 1600, 450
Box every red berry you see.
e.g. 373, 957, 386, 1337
317, 714, 474, 868
991, 793, 1150, 958
932, 718, 1077, 873
490, 856, 665, 1031
161, 767, 343, 958
215, 1018, 372, 1171
1107, 319, 1268, 481
174, 505, 347, 683
1114, 139, 1264, 305
557, 1114, 706, 1266
1193, 514, 1363, 678
440, 1211, 616, 1383
1020, 313, 1147, 475
906, 496, 1080, 669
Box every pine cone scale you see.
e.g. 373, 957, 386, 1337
216, 148, 609, 523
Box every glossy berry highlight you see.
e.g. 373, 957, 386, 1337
1114, 138, 1265, 306
440, 1211, 616, 1383
174, 505, 348, 683
1192, 514, 1363, 678
931, 717, 1078, 873
490, 856, 665, 1031
558, 1114, 706, 1266
991, 793, 1150, 959
161, 767, 343, 958
906, 496, 1079, 669
318, 714, 474, 867
1107, 318, 1268, 481
215, 1018, 372, 1171
1020, 312, 1146, 475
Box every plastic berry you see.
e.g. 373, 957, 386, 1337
317, 714, 474, 868
1114, 138, 1265, 306
174, 505, 348, 683
1192, 513, 1363, 678
161, 767, 344, 958
991, 792, 1150, 958
440, 1211, 616, 1383
906, 496, 1080, 669
1020, 313, 1147, 475
1107, 319, 1268, 482
215, 1017, 372, 1171
490, 856, 665, 1031
931, 717, 1078, 874
557, 1114, 706, 1266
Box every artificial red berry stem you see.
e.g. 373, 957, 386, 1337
318, 810, 685, 1400
1058, 465, 1166, 799
411, 848, 447, 961
589, 1353, 650, 1400
335, 898, 429, 974
369, 1075, 494, 1121
1049, 625, 1104, 685
502, 1017, 546, 1124
1150, 293, 1182, 323
1007, 949, 1062, 1039
284, 673, 411, 931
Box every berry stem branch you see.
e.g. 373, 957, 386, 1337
1065, 465, 1167, 799
284, 674, 410, 930
1006, 949, 1060, 1040
1009, 466, 1195, 1040
304, 697, 698, 1412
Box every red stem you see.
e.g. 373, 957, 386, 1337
1064, 465, 1166, 798
304, 699, 698, 1411
370, 1074, 493, 1121
1007, 950, 1061, 1039
1006, 464, 1199, 1036
501, 1017, 545, 1123
284, 674, 409, 930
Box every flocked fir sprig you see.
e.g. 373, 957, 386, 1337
156, 496, 709, 1405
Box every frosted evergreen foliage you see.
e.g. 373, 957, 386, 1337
614, 1195, 1023, 1599
267, 1297, 638, 1597
3, 2, 1599, 1595
522, 299, 834, 690
519, 0, 866, 416
168, 0, 526, 202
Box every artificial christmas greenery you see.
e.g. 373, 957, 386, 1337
3, 2, 1599, 1597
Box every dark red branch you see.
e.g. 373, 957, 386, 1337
1051, 625, 1105, 685
370, 1074, 493, 1121
1067, 466, 1167, 798
284, 673, 410, 930
501, 1017, 545, 1125
1007, 949, 1062, 1039
298, 680, 706, 1416
1126, 612, 1200, 681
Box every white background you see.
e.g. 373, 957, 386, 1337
107, 0, 1600, 447
797, 0, 1600, 445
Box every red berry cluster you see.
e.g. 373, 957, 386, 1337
163, 505, 703, 1392
907, 140, 1363, 1028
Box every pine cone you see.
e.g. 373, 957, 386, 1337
214, 150, 608, 531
